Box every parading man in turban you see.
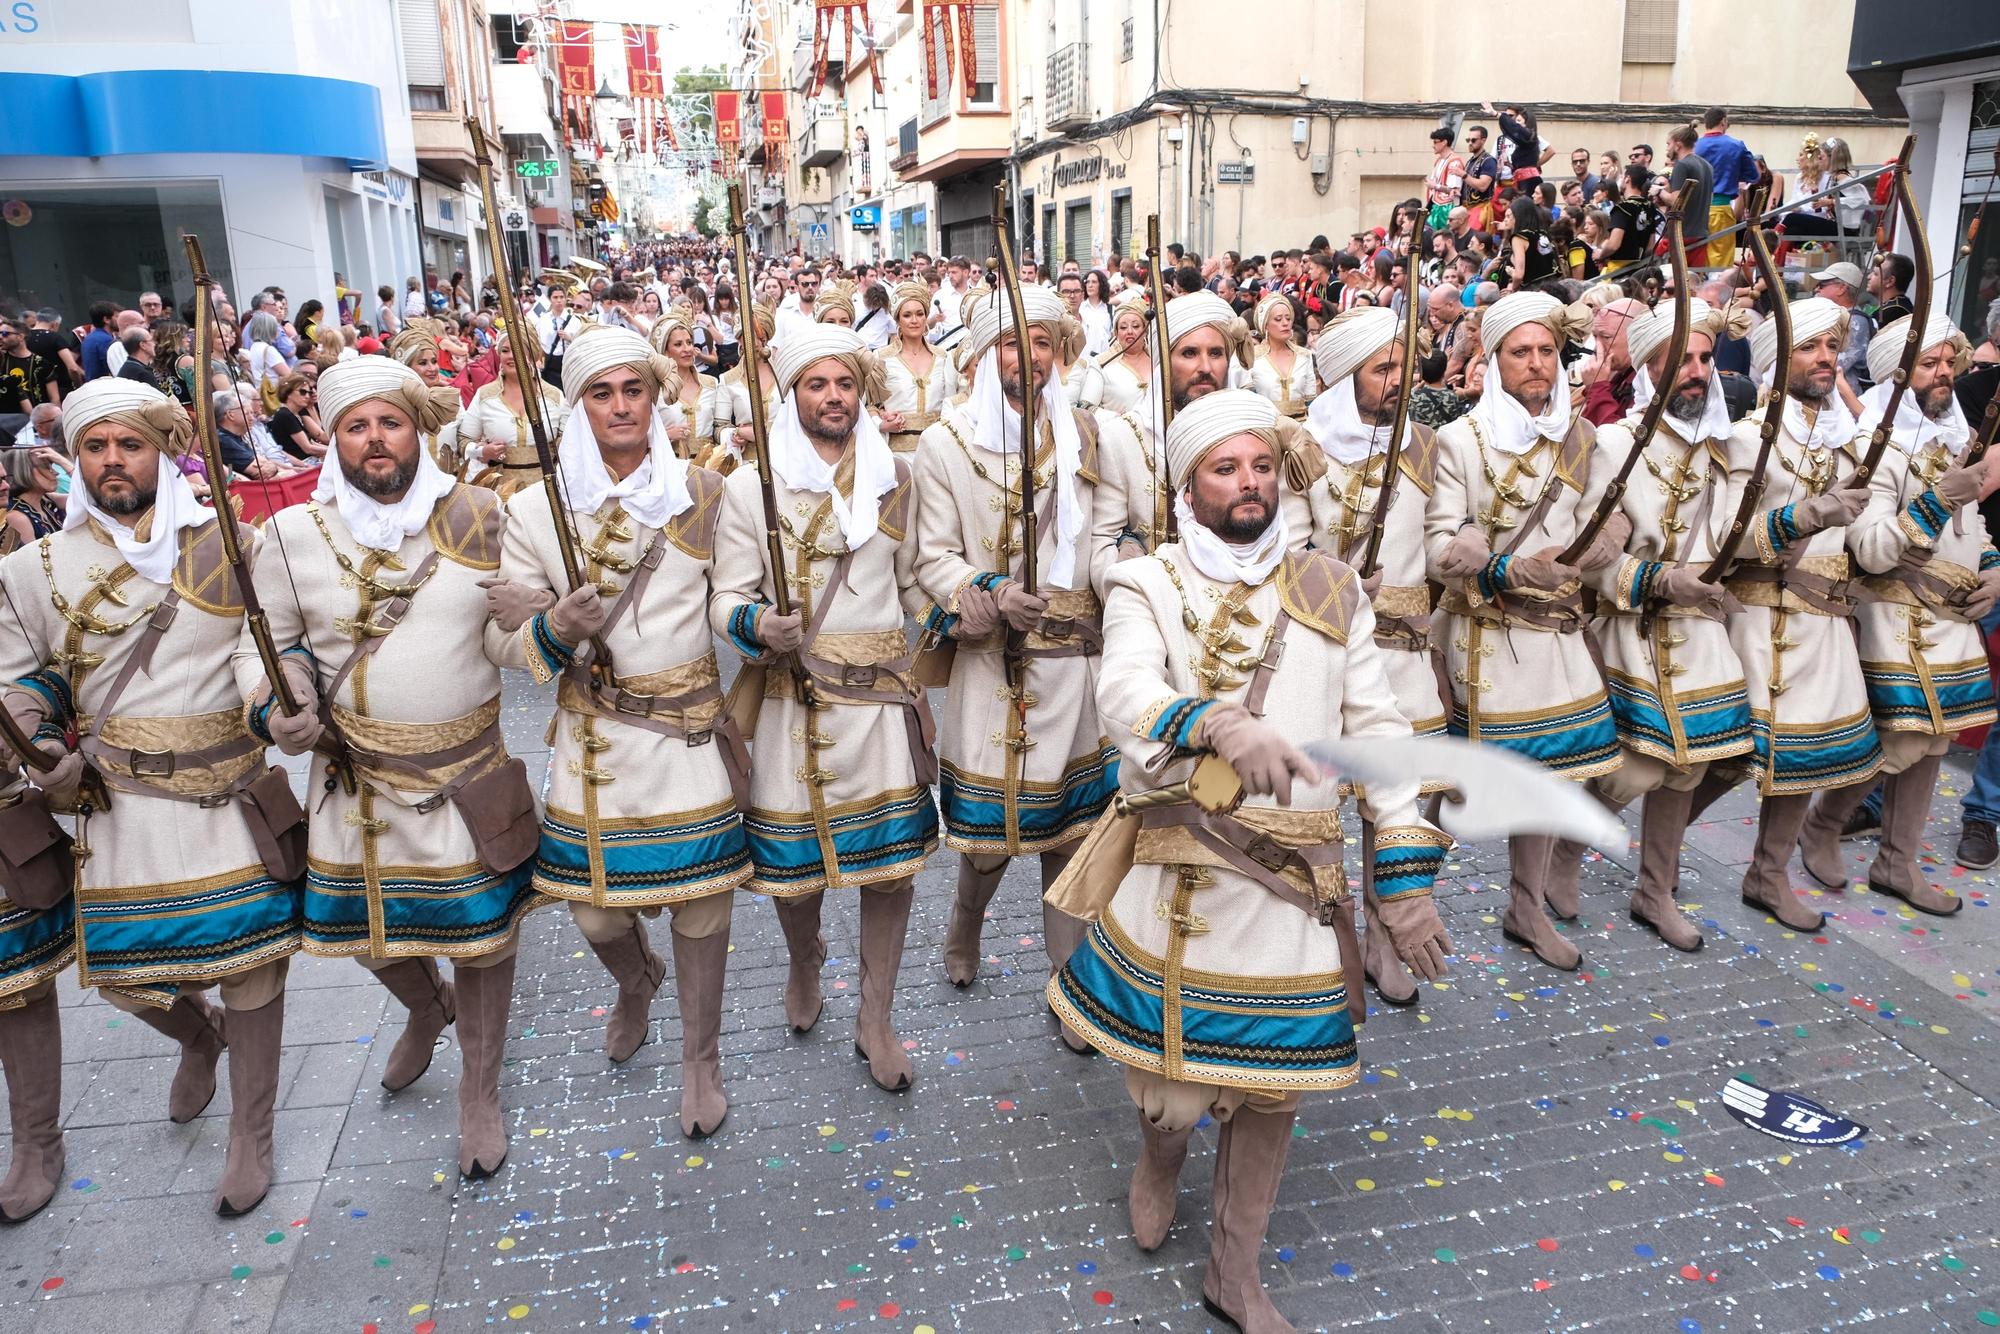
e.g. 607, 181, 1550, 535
711, 325, 939, 1094
1794, 314, 1995, 916
1678, 295, 1877, 932
233, 356, 545, 1181
1425, 290, 1628, 971
480, 324, 752, 1137
1541, 299, 1759, 954
1049, 388, 1453, 1334
0, 378, 306, 1218
1304, 306, 1451, 1004
911, 285, 1115, 1046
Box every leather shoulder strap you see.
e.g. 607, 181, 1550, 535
171, 517, 250, 616
665, 465, 727, 561
878, 457, 915, 541
426, 484, 504, 571
87, 592, 182, 727
1275, 548, 1360, 645
320, 548, 445, 707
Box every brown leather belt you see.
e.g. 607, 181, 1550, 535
559, 669, 753, 807
1728, 563, 1854, 616
82, 732, 266, 807
796, 651, 940, 786
344, 721, 507, 814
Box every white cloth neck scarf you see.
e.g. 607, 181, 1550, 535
311, 440, 457, 553
1857, 380, 1972, 458
1469, 352, 1572, 456
64, 463, 205, 587
767, 390, 899, 548
1306, 375, 1389, 465
556, 399, 693, 530
1762, 371, 1857, 457
1173, 493, 1288, 586
1638, 368, 1734, 447
969, 346, 1084, 588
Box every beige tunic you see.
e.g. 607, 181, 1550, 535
1048, 547, 1449, 1092
704, 362, 782, 475
1247, 346, 1319, 419
1586, 414, 1756, 769
485, 468, 751, 909
874, 343, 959, 453
913, 402, 1117, 855
233, 486, 550, 958
1425, 413, 1620, 779
1074, 351, 1149, 416
460, 378, 566, 497
709, 460, 939, 893
0, 518, 300, 1000
659, 373, 721, 461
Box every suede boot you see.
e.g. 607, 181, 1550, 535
1798, 778, 1874, 890
453, 954, 515, 1179
0, 988, 64, 1224
586, 919, 666, 1063
1361, 884, 1417, 1006
854, 878, 915, 1092
1199, 1106, 1299, 1334
1500, 835, 1581, 970
1869, 754, 1962, 915
213, 994, 284, 1217
671, 924, 730, 1138
943, 854, 1007, 986
370, 957, 455, 1090
1629, 787, 1703, 952
772, 893, 827, 1033
1129, 1111, 1191, 1251
1742, 793, 1826, 930
133, 992, 227, 1123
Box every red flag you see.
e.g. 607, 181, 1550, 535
553, 20, 596, 148
713, 91, 742, 146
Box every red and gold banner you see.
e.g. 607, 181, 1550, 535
760, 91, 788, 174
809, 0, 882, 97
713, 91, 742, 146
553, 19, 596, 148
623, 24, 664, 153
919, 2, 979, 101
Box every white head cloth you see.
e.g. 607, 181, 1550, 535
1865, 312, 1969, 388
59, 378, 205, 586
552, 327, 693, 530
1470, 292, 1578, 456
313, 358, 460, 553
1164, 290, 1240, 348
956, 285, 1072, 370
1308, 308, 1400, 465
1163, 389, 1290, 585
965, 338, 1087, 589
1747, 297, 1858, 452
767, 325, 900, 548
1856, 315, 1973, 456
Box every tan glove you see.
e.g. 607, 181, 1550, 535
1507, 545, 1579, 592
1933, 460, 1985, 508
1196, 704, 1319, 807
1792, 485, 1868, 535
478, 578, 557, 634
546, 583, 607, 646
996, 581, 1050, 633
1373, 893, 1452, 982
1359, 569, 1384, 599
755, 608, 804, 653
1651, 566, 1735, 615
1436, 524, 1490, 579
1115, 537, 1146, 562
33, 741, 83, 809
1574, 511, 1632, 573
265, 656, 323, 756
1962, 568, 2000, 621
954, 583, 999, 639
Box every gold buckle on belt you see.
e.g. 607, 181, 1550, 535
839, 664, 879, 687
613, 689, 654, 716
129, 749, 176, 778
1244, 833, 1290, 873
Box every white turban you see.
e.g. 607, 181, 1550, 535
314, 358, 461, 552
1480, 291, 1590, 358
1166, 291, 1253, 367
1865, 312, 1970, 388
560, 323, 680, 407
1471, 292, 1590, 457
766, 324, 899, 549
1163, 389, 1291, 585
1750, 296, 1847, 381
1311, 307, 1400, 388
1627, 298, 1711, 372
956, 285, 1076, 369
58, 378, 205, 586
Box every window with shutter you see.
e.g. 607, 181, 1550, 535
1111, 191, 1132, 261
1621, 0, 1678, 64
970, 2, 1000, 107
1065, 203, 1091, 268
400, 0, 447, 91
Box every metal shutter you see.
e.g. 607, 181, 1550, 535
1065, 203, 1090, 267
400, 0, 446, 88
971, 2, 1000, 104
1111, 195, 1132, 260
1621, 0, 1678, 64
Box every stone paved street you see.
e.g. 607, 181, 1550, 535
3, 673, 1998, 1333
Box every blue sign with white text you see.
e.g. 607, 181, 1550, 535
850, 204, 881, 232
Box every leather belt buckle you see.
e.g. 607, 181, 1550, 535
685, 728, 713, 747
129, 749, 176, 778
1039, 618, 1075, 641
414, 793, 448, 814
839, 664, 879, 687
1244, 833, 1290, 873
198, 792, 233, 809
613, 689, 653, 716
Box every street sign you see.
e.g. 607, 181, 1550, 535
850, 204, 880, 232
515, 160, 560, 178
807, 222, 830, 242
1217, 161, 1255, 185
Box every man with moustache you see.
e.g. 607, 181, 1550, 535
0, 378, 304, 1217
479, 325, 751, 1137
1051, 390, 1453, 1334
1794, 316, 1997, 916
236, 357, 546, 1180
712, 324, 939, 1093
912, 287, 1112, 1045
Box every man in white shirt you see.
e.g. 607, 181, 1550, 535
929, 256, 974, 348
535, 286, 580, 390
774, 266, 821, 347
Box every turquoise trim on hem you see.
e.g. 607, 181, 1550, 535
77, 867, 300, 986
1449, 696, 1620, 778
744, 788, 939, 890
940, 745, 1120, 851
0, 894, 75, 999
303, 861, 541, 956
1750, 711, 1882, 795
535, 804, 751, 901
1863, 661, 1998, 733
